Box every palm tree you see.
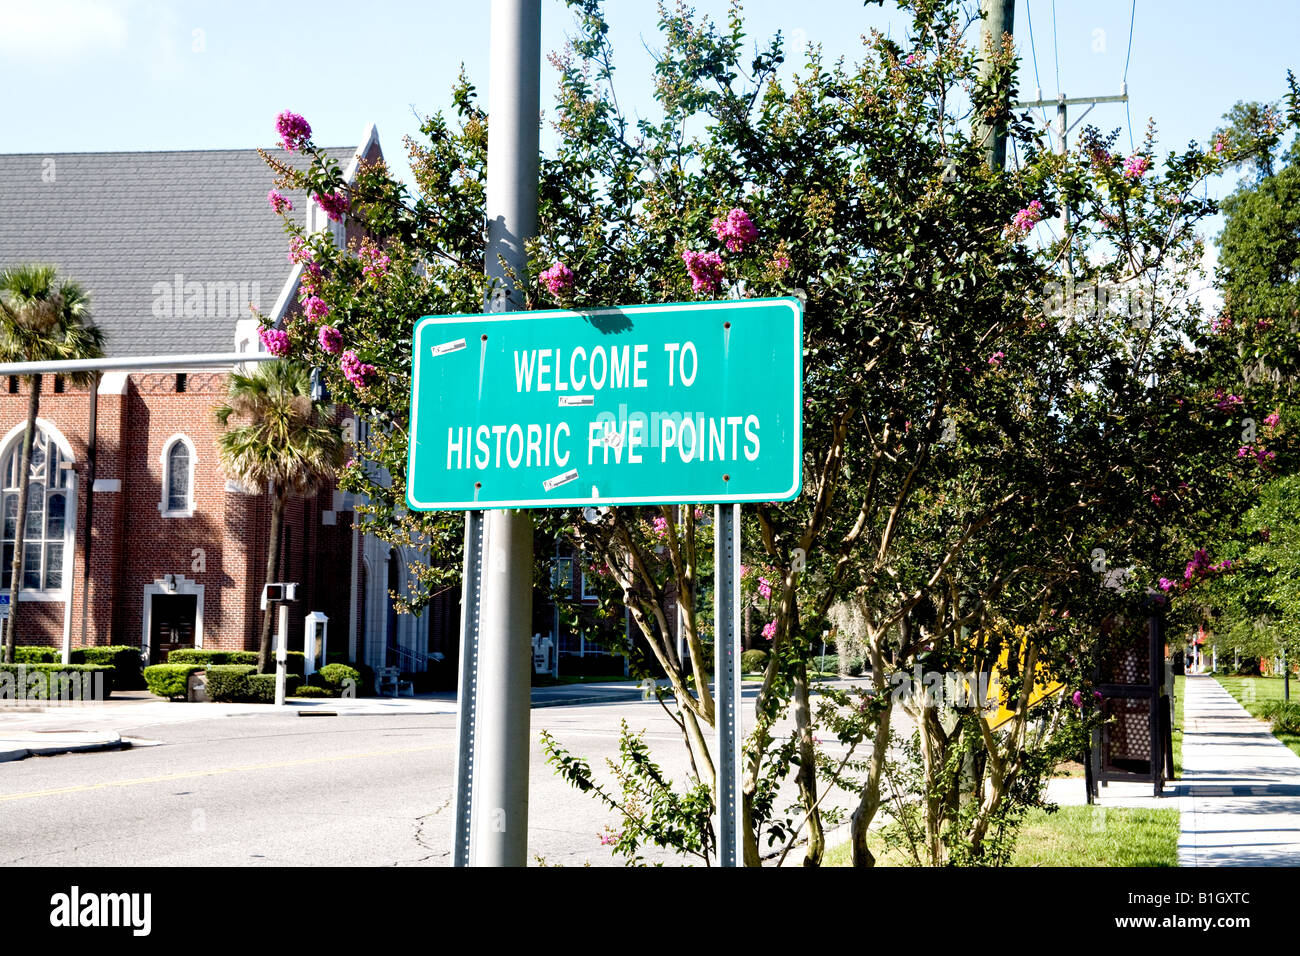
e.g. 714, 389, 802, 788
216, 360, 344, 672
0, 265, 104, 664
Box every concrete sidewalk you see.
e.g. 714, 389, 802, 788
1176, 675, 1300, 866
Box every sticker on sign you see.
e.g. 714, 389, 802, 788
405, 298, 802, 510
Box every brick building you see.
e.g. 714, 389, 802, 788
0, 128, 436, 672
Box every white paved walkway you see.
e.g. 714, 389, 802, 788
1176, 675, 1300, 865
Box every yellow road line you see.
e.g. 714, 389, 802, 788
0, 744, 449, 803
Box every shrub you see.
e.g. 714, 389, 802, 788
812, 654, 839, 674
157, 648, 304, 675
293, 685, 333, 698
204, 665, 257, 702
13, 646, 59, 664
1271, 703, 1300, 735
144, 664, 202, 700
246, 673, 302, 703
317, 663, 360, 694
166, 649, 235, 666
73, 646, 144, 689
741, 649, 768, 673
0, 664, 115, 700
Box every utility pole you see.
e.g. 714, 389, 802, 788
1012, 90, 1129, 263
976, 0, 1015, 170
457, 0, 540, 868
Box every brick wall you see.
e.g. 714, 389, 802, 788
0, 371, 354, 654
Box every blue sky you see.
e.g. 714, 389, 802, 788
2, 1, 1295, 255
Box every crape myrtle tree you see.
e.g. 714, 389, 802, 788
257, 0, 1292, 865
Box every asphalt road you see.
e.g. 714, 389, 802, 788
0, 698, 806, 867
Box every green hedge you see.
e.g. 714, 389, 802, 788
317, 663, 360, 694
741, 649, 768, 673
0, 664, 115, 700
9, 646, 143, 689
204, 664, 257, 702
73, 646, 144, 689
293, 685, 333, 698
246, 673, 301, 703
812, 654, 839, 674
166, 648, 305, 675
144, 664, 202, 700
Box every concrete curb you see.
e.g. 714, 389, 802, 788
0, 731, 124, 763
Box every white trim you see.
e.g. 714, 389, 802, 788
158, 434, 197, 518
141, 574, 204, 665
92, 478, 120, 493
97, 372, 129, 395
0, 418, 75, 462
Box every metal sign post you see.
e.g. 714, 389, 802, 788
714, 502, 744, 866
274, 603, 288, 707
452, 510, 484, 866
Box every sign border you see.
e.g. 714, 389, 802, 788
405, 297, 803, 511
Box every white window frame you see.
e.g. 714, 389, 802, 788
0, 420, 76, 602
158, 434, 197, 518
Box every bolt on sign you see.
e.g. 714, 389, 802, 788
405, 298, 803, 510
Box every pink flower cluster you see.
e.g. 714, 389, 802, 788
275, 111, 311, 152
1009, 199, 1045, 235
651, 515, 669, 538
288, 236, 312, 265
258, 325, 290, 357
360, 242, 391, 282
1264, 411, 1281, 429
761, 620, 777, 640
1213, 389, 1244, 412
1158, 549, 1235, 595
313, 189, 350, 223
539, 261, 574, 298
757, 577, 772, 600
1237, 444, 1277, 466
1070, 690, 1103, 707
682, 250, 724, 293
711, 208, 759, 253
988, 350, 1006, 367
1210, 314, 1232, 334
340, 350, 375, 388
318, 325, 342, 354
1123, 154, 1150, 180
267, 189, 294, 215
303, 296, 329, 322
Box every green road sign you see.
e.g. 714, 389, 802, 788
406, 298, 802, 510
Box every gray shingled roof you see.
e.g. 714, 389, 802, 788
0, 145, 359, 357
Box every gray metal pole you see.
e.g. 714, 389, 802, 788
714, 503, 743, 865
470, 0, 540, 868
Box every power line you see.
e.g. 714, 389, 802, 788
1025, 1, 1048, 124
1123, 0, 1136, 152
1051, 0, 1060, 94
1122, 0, 1135, 82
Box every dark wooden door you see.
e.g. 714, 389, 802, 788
152, 593, 197, 662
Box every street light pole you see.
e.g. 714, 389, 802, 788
467, 0, 540, 867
